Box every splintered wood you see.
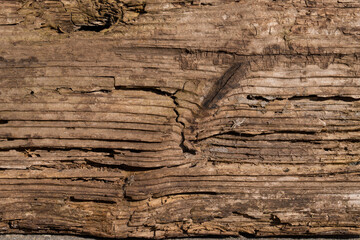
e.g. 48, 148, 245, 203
1, 0, 360, 238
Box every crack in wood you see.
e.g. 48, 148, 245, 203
68, 196, 117, 204
288, 95, 360, 102
114, 85, 196, 155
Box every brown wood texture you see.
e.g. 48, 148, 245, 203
1, 0, 360, 238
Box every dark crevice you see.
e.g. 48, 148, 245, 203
247, 95, 284, 102
246, 94, 360, 103
114, 85, 173, 96
270, 214, 292, 226
76, 11, 117, 32
232, 211, 260, 220
124, 191, 219, 202
84, 158, 164, 171
115, 85, 196, 155
77, 24, 112, 32
0, 120, 9, 124
70, 177, 115, 183
171, 95, 196, 155
288, 95, 360, 102
79, 89, 112, 93
195, 129, 320, 142
0, 23, 20, 26
194, 130, 270, 142
8, 221, 16, 229
0, 147, 154, 154
123, 183, 133, 201
224, 131, 271, 137
128, 149, 143, 153
1, 137, 163, 144
157, 191, 218, 198
275, 130, 319, 134
69, 196, 116, 204
55, 87, 112, 94
341, 139, 360, 143
247, 95, 271, 102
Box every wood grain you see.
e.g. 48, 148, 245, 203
1, 0, 360, 238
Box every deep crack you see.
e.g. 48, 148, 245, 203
171, 94, 196, 155
114, 86, 196, 155
288, 95, 360, 102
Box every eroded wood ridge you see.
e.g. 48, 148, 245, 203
1, 0, 360, 239
202, 62, 245, 109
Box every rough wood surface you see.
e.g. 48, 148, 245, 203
1, 0, 360, 238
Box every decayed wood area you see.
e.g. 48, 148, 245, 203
1, 0, 360, 238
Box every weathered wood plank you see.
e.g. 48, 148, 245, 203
1, 0, 360, 239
